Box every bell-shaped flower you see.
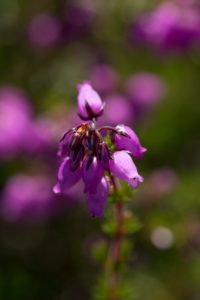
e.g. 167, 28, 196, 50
77, 82, 105, 120
82, 156, 104, 193
109, 150, 143, 188
97, 142, 110, 170
53, 157, 82, 194
57, 130, 73, 158
85, 177, 109, 218
115, 125, 147, 159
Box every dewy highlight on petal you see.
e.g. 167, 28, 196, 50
54, 82, 146, 217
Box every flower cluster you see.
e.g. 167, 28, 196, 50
53, 82, 146, 217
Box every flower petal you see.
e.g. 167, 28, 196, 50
57, 130, 73, 158
82, 156, 104, 193
97, 143, 110, 170
115, 125, 147, 159
85, 177, 109, 218
54, 157, 82, 193
109, 150, 143, 188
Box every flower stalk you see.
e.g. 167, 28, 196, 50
106, 204, 124, 300
104, 178, 125, 300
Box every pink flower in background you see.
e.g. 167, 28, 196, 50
89, 64, 119, 93
0, 86, 32, 159
130, 1, 200, 52
126, 73, 166, 105
1, 175, 55, 222
0, 86, 55, 159
140, 167, 178, 205
102, 93, 134, 126
63, 2, 95, 42
22, 118, 55, 154
28, 13, 61, 48
148, 168, 178, 195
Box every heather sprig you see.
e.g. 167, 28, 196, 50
53, 81, 147, 299
53, 81, 146, 218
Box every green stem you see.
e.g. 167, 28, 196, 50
105, 200, 124, 300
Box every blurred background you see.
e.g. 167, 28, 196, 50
0, 0, 200, 299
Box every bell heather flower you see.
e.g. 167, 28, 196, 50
114, 125, 147, 159
82, 156, 104, 193
109, 151, 144, 188
53, 157, 82, 194
77, 82, 105, 120
86, 177, 109, 218
54, 82, 146, 217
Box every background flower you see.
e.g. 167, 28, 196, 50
130, 0, 200, 53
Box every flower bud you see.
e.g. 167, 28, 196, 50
77, 82, 105, 120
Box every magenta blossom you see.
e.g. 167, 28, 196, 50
0, 86, 56, 159
86, 177, 109, 218
131, 1, 200, 53
77, 81, 105, 120
89, 64, 119, 93
115, 125, 147, 159
110, 151, 144, 188
2, 175, 54, 222
28, 13, 61, 48
102, 94, 134, 126
54, 82, 146, 217
0, 86, 32, 159
125, 73, 166, 105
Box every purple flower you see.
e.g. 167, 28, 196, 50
0, 86, 32, 159
82, 156, 104, 193
0, 86, 58, 159
89, 64, 119, 93
109, 151, 143, 188
97, 142, 110, 171
115, 125, 147, 159
28, 13, 61, 48
58, 130, 74, 158
86, 177, 109, 218
130, 1, 200, 53
2, 175, 54, 222
77, 82, 105, 120
53, 157, 82, 194
125, 73, 166, 105
101, 93, 134, 126
54, 82, 146, 217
